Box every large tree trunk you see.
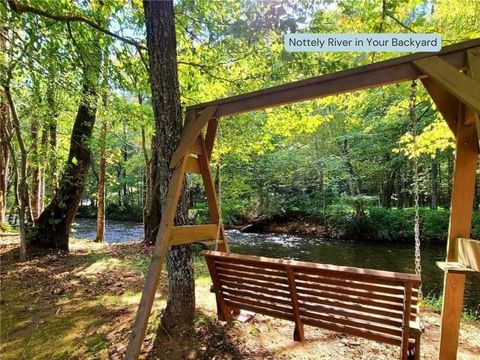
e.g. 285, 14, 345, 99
143, 0, 195, 330
95, 119, 107, 242
28, 84, 98, 250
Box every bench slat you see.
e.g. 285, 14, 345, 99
219, 274, 290, 291
222, 287, 293, 307
297, 291, 417, 321
224, 299, 295, 322
295, 273, 419, 297
223, 293, 293, 315
295, 278, 418, 305
299, 308, 403, 337
221, 279, 291, 299
216, 261, 287, 278
298, 301, 403, 328
217, 267, 290, 285
301, 316, 402, 346
297, 287, 404, 312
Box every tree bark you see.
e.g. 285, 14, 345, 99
0, 90, 10, 225
30, 117, 41, 219
47, 84, 58, 195
0, 28, 11, 226
28, 83, 98, 250
5, 84, 31, 260
95, 119, 107, 242
143, 0, 195, 330
38, 122, 48, 212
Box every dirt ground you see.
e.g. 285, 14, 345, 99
1, 238, 479, 359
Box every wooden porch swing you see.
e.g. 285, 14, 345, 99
125, 39, 480, 360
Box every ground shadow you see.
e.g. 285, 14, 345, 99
146, 309, 288, 360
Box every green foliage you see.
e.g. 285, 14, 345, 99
325, 206, 464, 242
3, 0, 479, 245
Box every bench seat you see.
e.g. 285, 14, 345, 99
202, 250, 422, 360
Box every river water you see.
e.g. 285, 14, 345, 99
72, 218, 479, 312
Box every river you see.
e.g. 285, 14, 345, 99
72, 218, 479, 312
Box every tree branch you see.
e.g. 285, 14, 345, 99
386, 12, 417, 33
6, 0, 148, 51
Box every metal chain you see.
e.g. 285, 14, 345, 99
214, 124, 223, 252
410, 80, 424, 321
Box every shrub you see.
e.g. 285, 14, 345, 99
326, 206, 461, 242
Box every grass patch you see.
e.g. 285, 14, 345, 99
424, 294, 479, 322
127, 255, 150, 274
85, 333, 108, 355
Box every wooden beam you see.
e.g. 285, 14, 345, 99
467, 48, 480, 143
185, 155, 201, 174
436, 261, 476, 274
169, 224, 218, 246
438, 107, 478, 360
446, 109, 479, 262
400, 282, 412, 360
188, 39, 480, 118
439, 273, 466, 360
189, 139, 203, 155
286, 266, 304, 341
457, 238, 480, 272
170, 106, 217, 169
205, 118, 219, 159
413, 56, 480, 114
197, 135, 229, 252
125, 155, 189, 360
421, 78, 458, 135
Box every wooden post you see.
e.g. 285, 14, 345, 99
400, 282, 412, 360
467, 48, 480, 147
438, 107, 478, 360
286, 267, 304, 341
197, 135, 230, 253
205, 118, 219, 159
205, 255, 232, 321
125, 155, 189, 360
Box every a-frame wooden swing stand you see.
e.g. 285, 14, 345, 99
125, 39, 480, 360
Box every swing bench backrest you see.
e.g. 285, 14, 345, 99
203, 250, 421, 360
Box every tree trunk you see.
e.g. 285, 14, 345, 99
30, 117, 41, 219
141, 124, 151, 229
139, 93, 152, 231
47, 84, 59, 196
0, 28, 10, 226
143, 0, 195, 330
28, 83, 98, 250
5, 84, 31, 260
0, 90, 10, 226
341, 139, 361, 195
431, 158, 439, 210
95, 119, 107, 242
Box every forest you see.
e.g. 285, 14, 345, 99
1, 0, 480, 359
2, 0, 480, 245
